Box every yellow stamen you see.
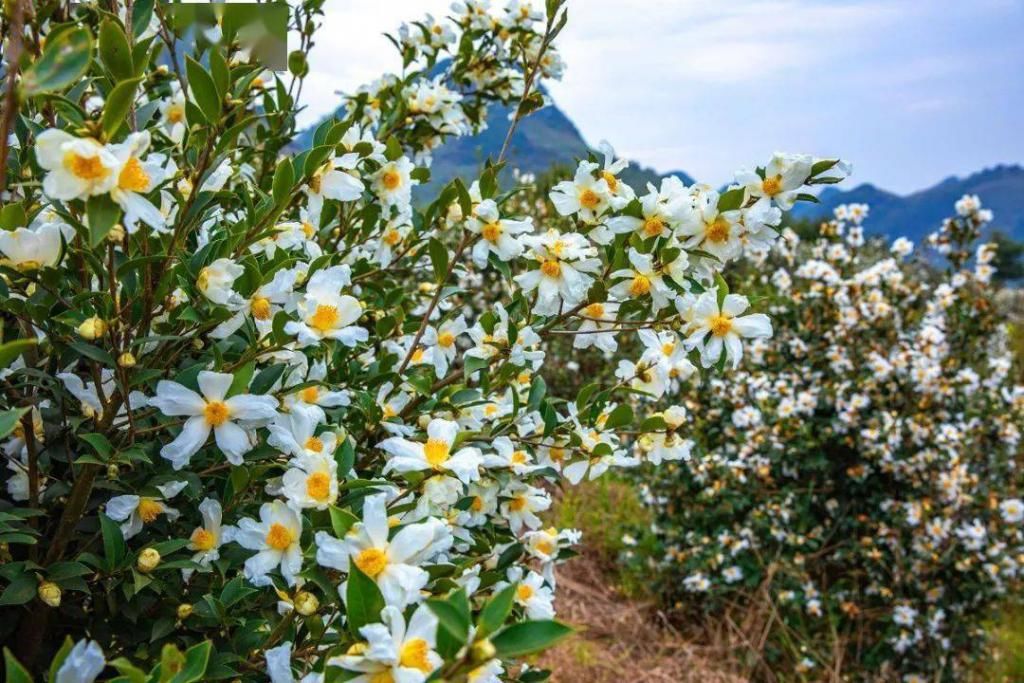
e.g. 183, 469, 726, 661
354, 547, 388, 578
706, 217, 731, 243
265, 522, 293, 550
310, 305, 340, 332
578, 188, 600, 209
250, 296, 272, 320
204, 401, 230, 427
516, 584, 534, 601
437, 331, 455, 348
399, 638, 433, 673
583, 302, 605, 318
629, 275, 652, 296
118, 157, 150, 192
381, 169, 402, 190
601, 170, 618, 193
481, 222, 502, 242
304, 436, 324, 453
191, 527, 216, 551
508, 495, 527, 512
306, 471, 331, 501
643, 217, 665, 237
761, 175, 782, 196
423, 438, 451, 469
709, 314, 733, 337
137, 498, 163, 523
540, 259, 561, 278
300, 386, 319, 404
64, 151, 108, 181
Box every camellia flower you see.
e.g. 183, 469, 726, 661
285, 265, 368, 348
232, 500, 303, 586
305, 155, 365, 222
108, 131, 170, 231
378, 418, 483, 484
500, 482, 550, 534
465, 198, 533, 267
678, 193, 744, 262
328, 604, 441, 681
500, 567, 555, 619
184, 497, 224, 579
106, 480, 188, 539
514, 230, 601, 316
149, 370, 279, 469
609, 248, 674, 311
265, 641, 324, 683
373, 156, 417, 210
735, 152, 813, 210
197, 258, 245, 306
212, 267, 299, 339
159, 82, 187, 144
280, 452, 339, 510
55, 639, 105, 683
420, 315, 468, 378
315, 494, 452, 607
572, 300, 620, 352
36, 129, 119, 200
683, 292, 772, 368
268, 405, 337, 460
549, 160, 611, 224
0, 221, 69, 271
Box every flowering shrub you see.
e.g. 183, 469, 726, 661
0, 1, 843, 681
627, 197, 1024, 679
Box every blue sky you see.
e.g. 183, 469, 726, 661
302, 0, 1024, 194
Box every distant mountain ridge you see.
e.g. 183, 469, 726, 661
296, 94, 1023, 241
790, 165, 1024, 241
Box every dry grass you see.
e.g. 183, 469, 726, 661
539, 479, 748, 682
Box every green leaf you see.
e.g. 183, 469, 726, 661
346, 564, 385, 635
0, 409, 28, 441
453, 178, 473, 218
0, 203, 27, 230
384, 136, 402, 162
49, 636, 77, 683
329, 506, 359, 538
22, 26, 93, 95
3, 648, 33, 683
527, 375, 547, 411
427, 591, 470, 645
80, 433, 114, 460
110, 656, 148, 683
491, 620, 573, 658
169, 640, 212, 683
99, 512, 127, 570
602, 403, 633, 430
272, 158, 295, 205
714, 272, 729, 307
227, 361, 255, 397
0, 573, 36, 607
477, 583, 517, 637
0, 339, 35, 369
86, 194, 121, 246
716, 187, 746, 213
99, 20, 134, 80
186, 56, 221, 123
132, 0, 156, 40
250, 363, 285, 395
209, 48, 230, 100
68, 341, 116, 367
428, 238, 449, 283
101, 77, 144, 139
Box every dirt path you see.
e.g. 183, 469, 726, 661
538, 549, 748, 683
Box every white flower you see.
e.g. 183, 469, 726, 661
514, 230, 600, 316
466, 199, 532, 267
305, 155, 364, 222
315, 494, 452, 607
677, 193, 743, 262
108, 131, 170, 232
149, 370, 278, 469
184, 497, 224, 579
609, 249, 674, 311
55, 639, 105, 683
212, 266, 298, 339
683, 292, 772, 368
285, 265, 367, 347
197, 258, 245, 306
106, 480, 188, 539
572, 301, 619, 353
159, 83, 187, 144
36, 130, 119, 200
232, 500, 303, 587
502, 568, 555, 619
373, 157, 417, 210
500, 482, 550, 534
420, 315, 468, 378
268, 406, 337, 459
200, 159, 233, 192
549, 160, 611, 224
328, 604, 441, 681
0, 221, 69, 271
1000, 498, 1024, 524
281, 452, 339, 511
378, 418, 483, 485
735, 152, 813, 210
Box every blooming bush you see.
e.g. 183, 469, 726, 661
0, 1, 843, 681
626, 197, 1024, 679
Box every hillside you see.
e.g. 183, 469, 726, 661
790, 165, 1024, 241
296, 96, 1022, 240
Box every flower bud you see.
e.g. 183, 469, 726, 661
107, 224, 126, 244
177, 603, 194, 620
117, 351, 137, 368
106, 463, 119, 479
293, 591, 319, 616
471, 638, 496, 663
77, 316, 108, 340
38, 581, 62, 607
137, 548, 161, 573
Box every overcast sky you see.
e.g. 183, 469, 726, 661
299, 0, 1024, 194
